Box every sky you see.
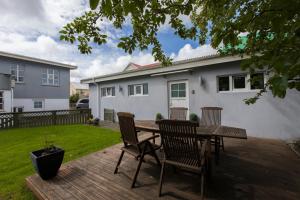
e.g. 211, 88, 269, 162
0, 0, 217, 82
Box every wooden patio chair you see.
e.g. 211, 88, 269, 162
200, 107, 224, 151
157, 120, 208, 199
114, 112, 161, 188
170, 107, 188, 120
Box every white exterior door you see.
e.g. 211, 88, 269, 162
168, 80, 189, 117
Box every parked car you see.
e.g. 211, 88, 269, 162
76, 98, 89, 109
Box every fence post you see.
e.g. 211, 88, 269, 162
52, 111, 57, 125
13, 113, 19, 128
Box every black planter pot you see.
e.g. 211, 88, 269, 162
30, 146, 64, 180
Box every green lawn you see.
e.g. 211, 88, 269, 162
0, 125, 121, 200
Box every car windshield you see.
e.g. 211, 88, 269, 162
80, 99, 88, 103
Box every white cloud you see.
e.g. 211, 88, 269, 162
0, 0, 88, 36
173, 44, 218, 61
80, 52, 155, 78
0, 0, 218, 83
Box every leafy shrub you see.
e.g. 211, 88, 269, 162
155, 113, 164, 121
70, 93, 80, 104
189, 113, 199, 123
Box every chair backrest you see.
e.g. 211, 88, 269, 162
117, 112, 139, 146
201, 107, 223, 126
170, 107, 188, 120
157, 120, 202, 167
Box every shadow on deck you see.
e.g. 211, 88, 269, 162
26, 135, 300, 200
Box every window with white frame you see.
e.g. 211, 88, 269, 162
171, 83, 186, 98
33, 100, 43, 109
128, 83, 148, 96
218, 76, 230, 91
217, 72, 264, 92
250, 73, 265, 90
101, 87, 115, 97
11, 64, 25, 83
13, 107, 24, 113
232, 74, 247, 90
0, 91, 3, 110
42, 68, 59, 86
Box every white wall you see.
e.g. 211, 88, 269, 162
89, 61, 300, 139
0, 90, 12, 112
89, 84, 99, 118
14, 98, 69, 112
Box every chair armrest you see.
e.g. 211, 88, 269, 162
139, 135, 160, 144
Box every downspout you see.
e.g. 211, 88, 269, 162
11, 88, 13, 112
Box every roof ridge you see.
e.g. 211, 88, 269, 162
0, 51, 77, 69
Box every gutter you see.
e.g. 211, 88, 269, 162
81, 55, 246, 84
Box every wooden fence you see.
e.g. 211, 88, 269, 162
0, 109, 91, 129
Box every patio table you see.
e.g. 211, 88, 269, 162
135, 121, 247, 178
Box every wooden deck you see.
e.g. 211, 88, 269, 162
26, 136, 300, 200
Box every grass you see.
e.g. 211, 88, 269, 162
0, 125, 121, 200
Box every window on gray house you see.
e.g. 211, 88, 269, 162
232, 75, 246, 89
13, 107, 23, 113
250, 73, 264, 90
42, 68, 59, 86
34, 100, 43, 109
11, 64, 25, 83
128, 83, 148, 96
0, 91, 3, 110
101, 87, 115, 97
218, 76, 230, 91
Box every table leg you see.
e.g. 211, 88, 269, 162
215, 136, 220, 165
207, 138, 212, 180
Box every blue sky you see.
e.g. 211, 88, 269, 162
0, 0, 217, 82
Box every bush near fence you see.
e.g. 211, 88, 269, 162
0, 109, 91, 129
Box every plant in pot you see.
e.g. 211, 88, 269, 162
155, 113, 164, 123
189, 113, 199, 123
30, 138, 64, 180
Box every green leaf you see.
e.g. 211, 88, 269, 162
89, 0, 99, 10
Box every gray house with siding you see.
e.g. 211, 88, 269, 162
0, 51, 77, 113
81, 55, 300, 139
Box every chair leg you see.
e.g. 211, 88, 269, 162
131, 152, 145, 188
114, 150, 124, 174
149, 144, 161, 166
158, 162, 165, 197
200, 172, 205, 200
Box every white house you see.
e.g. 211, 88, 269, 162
81, 55, 300, 139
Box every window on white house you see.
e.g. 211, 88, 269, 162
34, 100, 43, 109
11, 65, 25, 83
218, 76, 230, 91
128, 83, 148, 96
250, 73, 264, 90
171, 83, 186, 98
0, 91, 3, 110
232, 75, 246, 90
101, 87, 115, 97
217, 72, 265, 92
42, 68, 59, 86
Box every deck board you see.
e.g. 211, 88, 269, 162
26, 136, 300, 200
